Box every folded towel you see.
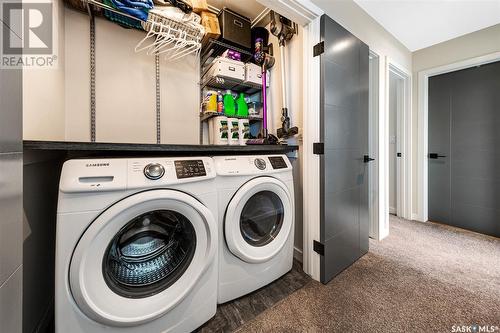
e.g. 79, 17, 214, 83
103, 0, 153, 29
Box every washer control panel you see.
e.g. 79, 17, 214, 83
128, 157, 214, 189
175, 160, 207, 179
60, 157, 215, 193
144, 163, 165, 180
254, 158, 267, 170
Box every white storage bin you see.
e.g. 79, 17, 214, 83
244, 63, 262, 85
204, 57, 245, 83
244, 63, 269, 87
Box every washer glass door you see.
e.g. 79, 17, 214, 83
69, 189, 216, 327
225, 177, 293, 263
103, 209, 196, 298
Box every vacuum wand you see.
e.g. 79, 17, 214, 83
270, 11, 299, 140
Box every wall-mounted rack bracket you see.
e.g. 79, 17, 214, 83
82, 0, 164, 143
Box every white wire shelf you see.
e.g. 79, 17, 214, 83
199, 112, 263, 122
200, 74, 262, 94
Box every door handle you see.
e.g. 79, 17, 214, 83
363, 155, 375, 163
429, 153, 446, 159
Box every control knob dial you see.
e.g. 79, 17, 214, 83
144, 163, 165, 180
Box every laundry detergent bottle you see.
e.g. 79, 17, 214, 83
223, 90, 236, 116
236, 93, 248, 117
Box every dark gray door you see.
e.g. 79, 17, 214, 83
319, 15, 370, 284
428, 61, 500, 237
428, 74, 452, 224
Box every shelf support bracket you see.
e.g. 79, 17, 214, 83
155, 53, 161, 144
89, 10, 96, 142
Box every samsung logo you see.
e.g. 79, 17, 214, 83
85, 163, 110, 167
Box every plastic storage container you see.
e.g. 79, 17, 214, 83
244, 63, 262, 85
203, 57, 245, 83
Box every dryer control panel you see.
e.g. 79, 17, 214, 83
213, 155, 292, 176
268, 156, 288, 169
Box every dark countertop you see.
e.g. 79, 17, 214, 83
24, 140, 298, 158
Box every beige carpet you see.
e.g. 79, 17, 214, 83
237, 216, 500, 332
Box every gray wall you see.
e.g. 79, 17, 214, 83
0, 60, 23, 332
412, 23, 500, 217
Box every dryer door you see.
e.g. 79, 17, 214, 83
69, 189, 216, 327
225, 177, 293, 263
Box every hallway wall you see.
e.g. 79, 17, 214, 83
412, 23, 500, 218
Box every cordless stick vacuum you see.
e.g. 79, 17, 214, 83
247, 28, 277, 145
270, 11, 299, 141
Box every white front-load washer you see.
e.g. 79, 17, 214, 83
214, 155, 295, 304
55, 157, 218, 333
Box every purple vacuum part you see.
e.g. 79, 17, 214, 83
262, 67, 267, 132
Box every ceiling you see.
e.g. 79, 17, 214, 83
207, 0, 267, 22
353, 0, 500, 51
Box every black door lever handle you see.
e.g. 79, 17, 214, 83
429, 153, 446, 159
363, 155, 375, 163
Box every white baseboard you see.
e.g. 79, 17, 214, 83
412, 213, 428, 222
293, 246, 303, 263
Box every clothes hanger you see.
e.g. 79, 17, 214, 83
159, 29, 188, 57
169, 35, 200, 60
149, 24, 176, 55
135, 21, 160, 53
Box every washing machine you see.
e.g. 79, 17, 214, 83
214, 155, 295, 304
55, 157, 218, 333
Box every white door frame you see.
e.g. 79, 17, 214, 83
256, 0, 323, 281
387, 59, 413, 221
415, 51, 500, 222
368, 50, 381, 240
300, 8, 322, 282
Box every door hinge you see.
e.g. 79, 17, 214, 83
313, 41, 324, 57
313, 240, 324, 256
363, 155, 375, 163
313, 142, 324, 155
